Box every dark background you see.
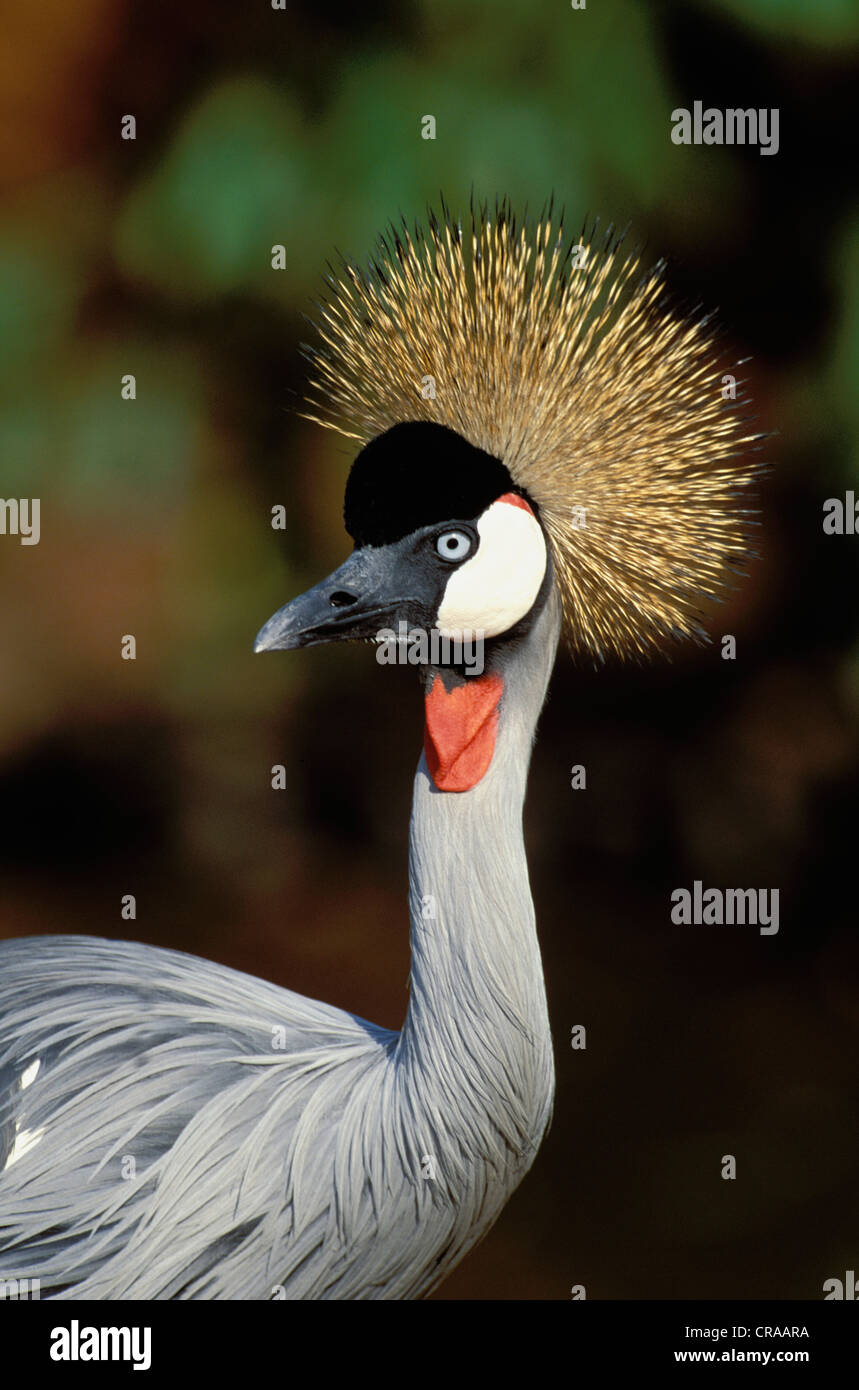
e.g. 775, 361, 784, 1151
1, 0, 857, 1297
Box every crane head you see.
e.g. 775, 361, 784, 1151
293, 201, 760, 665
254, 420, 550, 657
257, 198, 761, 790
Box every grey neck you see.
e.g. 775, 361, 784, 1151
396, 588, 562, 1192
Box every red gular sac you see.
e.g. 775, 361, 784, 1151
423, 671, 504, 792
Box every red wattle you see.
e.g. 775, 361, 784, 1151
423, 672, 504, 792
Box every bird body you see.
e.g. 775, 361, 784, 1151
0, 202, 756, 1298
0, 590, 558, 1297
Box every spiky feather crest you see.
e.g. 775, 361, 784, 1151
303, 200, 759, 661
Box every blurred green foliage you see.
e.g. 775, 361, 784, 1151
705, 0, 859, 46
0, 0, 855, 742
58, 345, 202, 513
0, 0, 855, 715
117, 79, 311, 301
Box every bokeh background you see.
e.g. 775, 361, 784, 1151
1, 0, 858, 1299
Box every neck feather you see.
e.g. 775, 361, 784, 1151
395, 590, 561, 1199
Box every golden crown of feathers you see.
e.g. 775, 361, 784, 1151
301, 200, 761, 661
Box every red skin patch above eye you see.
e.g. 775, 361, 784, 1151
496, 491, 533, 513
423, 672, 504, 792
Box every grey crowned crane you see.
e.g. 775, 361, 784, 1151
0, 204, 756, 1298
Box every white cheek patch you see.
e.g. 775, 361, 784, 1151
436, 495, 547, 638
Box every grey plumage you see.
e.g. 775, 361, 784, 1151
0, 592, 560, 1299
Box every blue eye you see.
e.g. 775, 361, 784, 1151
435, 530, 472, 562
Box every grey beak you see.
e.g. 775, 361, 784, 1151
254, 544, 424, 653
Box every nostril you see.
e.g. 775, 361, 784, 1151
329, 590, 359, 609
